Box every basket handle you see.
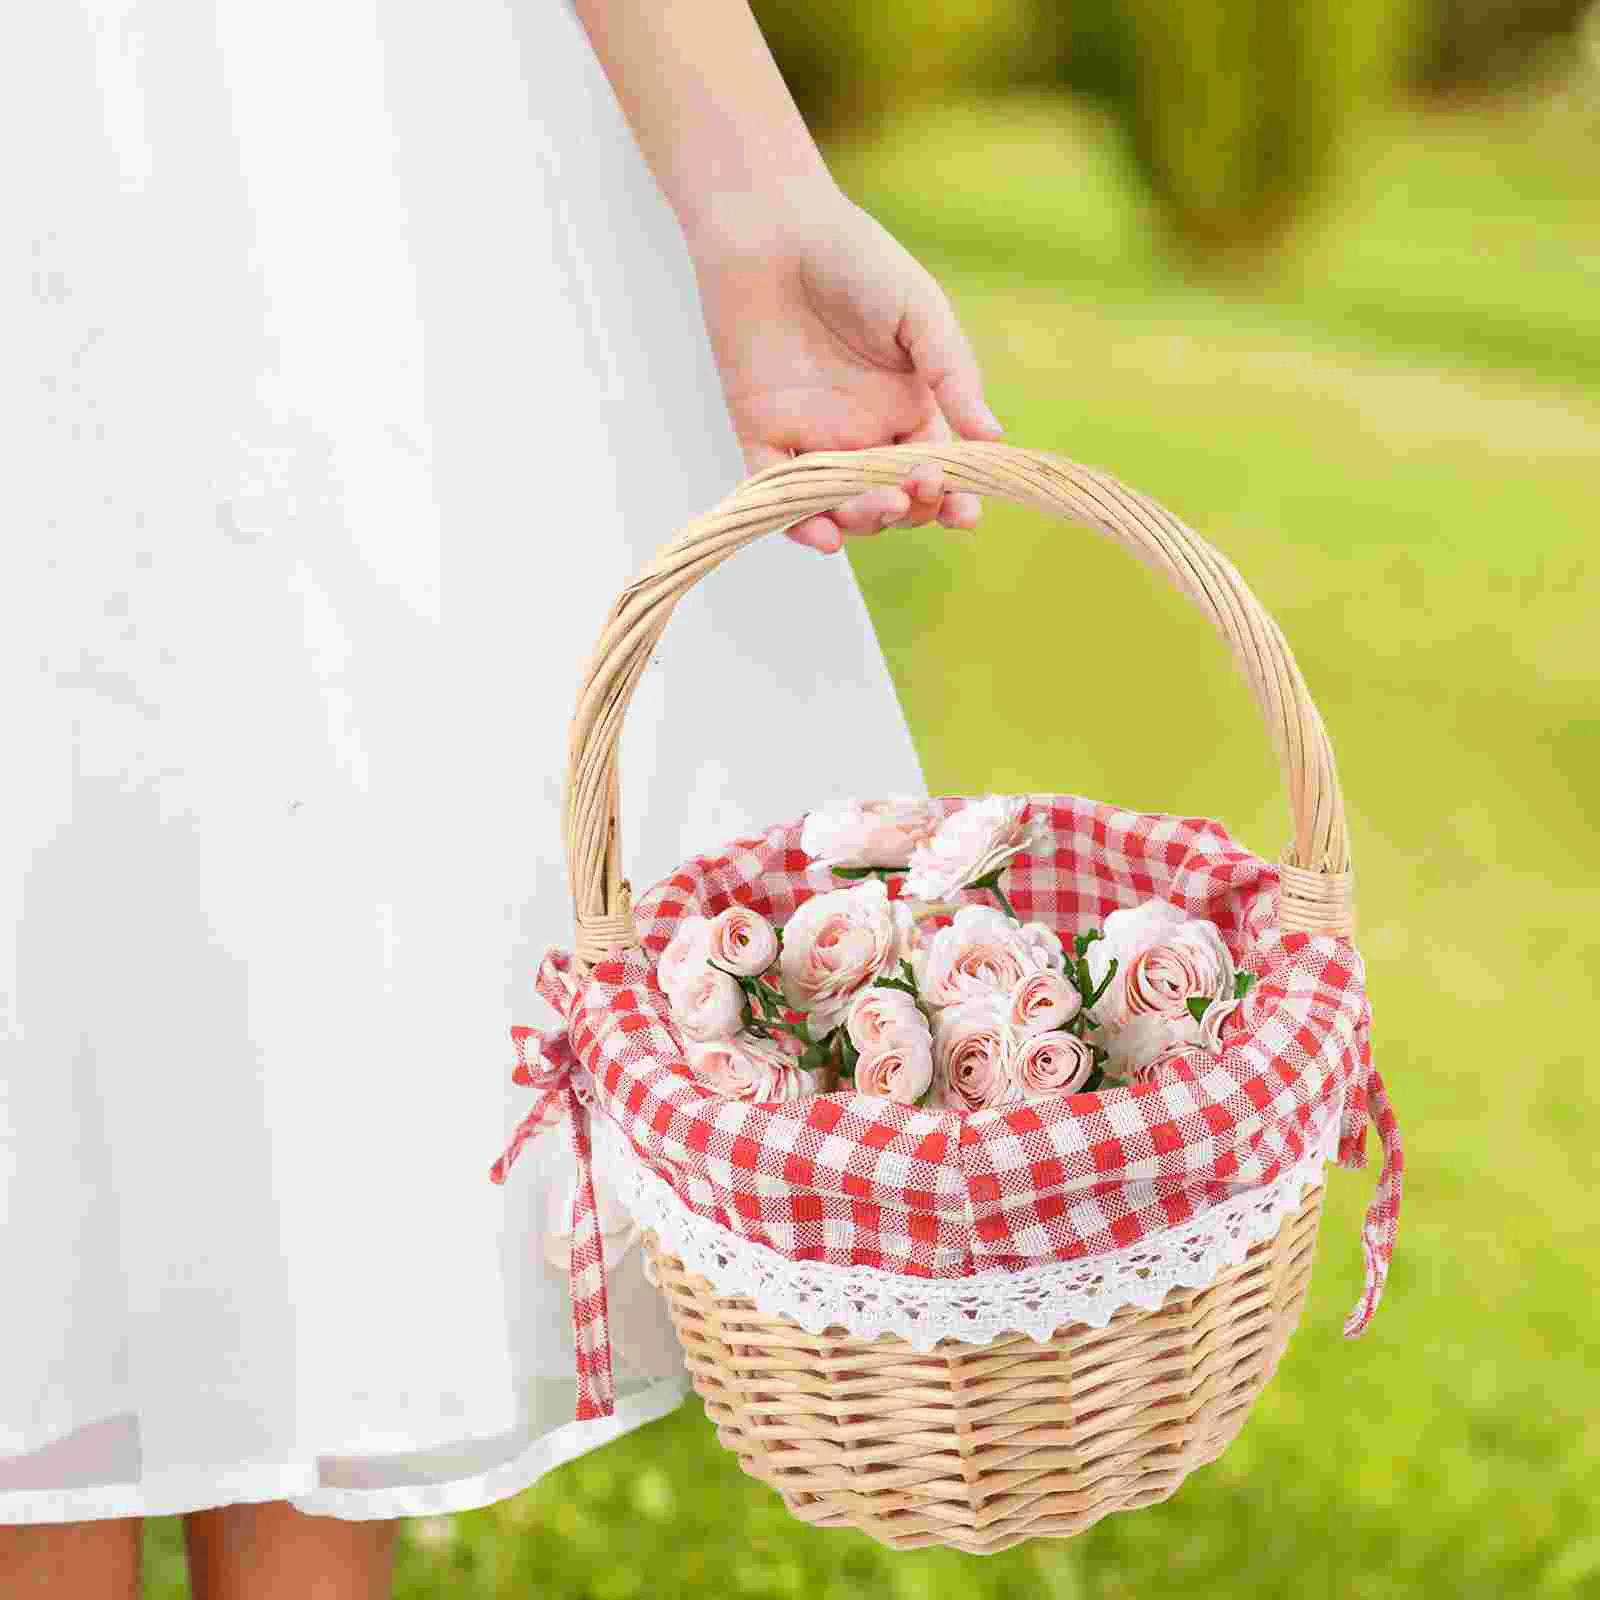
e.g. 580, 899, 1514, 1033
562, 442, 1354, 973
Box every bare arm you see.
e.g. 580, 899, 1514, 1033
570, 0, 837, 250
570, 0, 1001, 548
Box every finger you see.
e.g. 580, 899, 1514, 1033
898, 283, 1005, 442
833, 486, 911, 536
938, 490, 983, 530
785, 514, 844, 554
895, 411, 983, 532
748, 443, 835, 551
892, 412, 954, 529
743, 439, 793, 477
743, 441, 839, 552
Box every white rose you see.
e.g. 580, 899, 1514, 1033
707, 905, 778, 978
914, 904, 1064, 1008
800, 795, 941, 868
902, 795, 1050, 901
670, 967, 745, 1042
778, 877, 905, 1036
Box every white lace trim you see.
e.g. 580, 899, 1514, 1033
600, 1107, 1341, 1351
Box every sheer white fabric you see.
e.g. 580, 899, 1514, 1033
0, 0, 925, 1523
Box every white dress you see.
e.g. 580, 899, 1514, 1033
0, 0, 925, 1522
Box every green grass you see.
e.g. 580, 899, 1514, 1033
146, 80, 1600, 1600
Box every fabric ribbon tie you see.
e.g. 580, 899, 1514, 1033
1334, 1007, 1404, 1337
488, 947, 615, 1422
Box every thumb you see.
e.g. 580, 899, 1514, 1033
898, 284, 1004, 441
740, 439, 794, 478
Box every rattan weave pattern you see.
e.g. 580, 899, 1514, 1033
644, 1180, 1323, 1554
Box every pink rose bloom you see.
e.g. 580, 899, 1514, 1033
855, 1035, 935, 1105
670, 967, 745, 1042
1129, 1036, 1200, 1086
889, 900, 924, 972
1086, 900, 1236, 1031
844, 987, 930, 1055
800, 795, 941, 869
931, 994, 1020, 1113
1101, 1012, 1187, 1080
778, 877, 906, 1036
708, 905, 778, 978
915, 904, 1064, 1008
1102, 991, 1245, 1081
1010, 969, 1081, 1036
1014, 1029, 1096, 1099
1196, 995, 1242, 1052
902, 795, 1050, 901
686, 1034, 819, 1102
658, 915, 714, 995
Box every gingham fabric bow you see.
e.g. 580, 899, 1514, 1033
1336, 1010, 1405, 1337
488, 947, 614, 1422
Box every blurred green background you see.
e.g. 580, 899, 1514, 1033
148, 1, 1598, 1594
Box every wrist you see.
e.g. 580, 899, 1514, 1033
676, 170, 851, 263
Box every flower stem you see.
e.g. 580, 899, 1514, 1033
987, 879, 1019, 922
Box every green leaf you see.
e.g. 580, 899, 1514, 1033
1074, 929, 1103, 959
1081, 1066, 1106, 1094
1186, 996, 1212, 1023
1234, 970, 1257, 999
872, 975, 919, 998
1085, 956, 1119, 1008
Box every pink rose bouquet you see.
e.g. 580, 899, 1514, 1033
659, 796, 1260, 1109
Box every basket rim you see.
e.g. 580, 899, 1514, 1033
603, 1108, 1338, 1348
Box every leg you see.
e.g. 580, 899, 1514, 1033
182, 1500, 397, 1600
0, 1517, 144, 1598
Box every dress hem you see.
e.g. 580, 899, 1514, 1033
0, 1379, 689, 1525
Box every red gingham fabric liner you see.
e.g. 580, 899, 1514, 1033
495, 795, 1402, 1419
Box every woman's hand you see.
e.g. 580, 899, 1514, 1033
684, 179, 1005, 553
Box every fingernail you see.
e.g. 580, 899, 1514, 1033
981, 406, 1004, 434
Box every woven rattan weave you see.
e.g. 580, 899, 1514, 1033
642, 1179, 1322, 1554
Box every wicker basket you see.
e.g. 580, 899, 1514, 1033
643, 1182, 1323, 1554
559, 442, 1356, 1552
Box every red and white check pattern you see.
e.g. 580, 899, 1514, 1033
489, 950, 613, 1422
496, 795, 1403, 1419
